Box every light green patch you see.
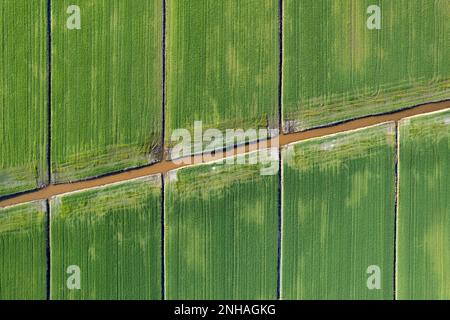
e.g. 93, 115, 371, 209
345, 169, 370, 208
0, 164, 43, 197
52, 142, 161, 183
170, 151, 278, 199
331, 1, 371, 74
424, 224, 450, 298
284, 124, 396, 170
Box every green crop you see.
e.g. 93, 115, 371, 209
282, 123, 396, 299
0, 201, 47, 300
283, 0, 450, 132
0, 1, 48, 197
50, 175, 162, 300
165, 151, 279, 299
51, 0, 162, 182
166, 0, 279, 152
397, 109, 450, 299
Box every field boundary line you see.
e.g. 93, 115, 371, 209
0, 100, 449, 208
46, 0, 52, 184
45, 199, 51, 300
46, 0, 52, 301
161, 0, 167, 302
161, 0, 167, 158
393, 123, 400, 300
161, 173, 166, 301
161, 0, 167, 301
278, 0, 283, 131
277, 148, 283, 300
276, 0, 283, 300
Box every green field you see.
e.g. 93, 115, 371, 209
50, 175, 162, 300
282, 124, 396, 299
51, 1, 162, 182
165, 152, 279, 299
166, 0, 279, 152
0, 1, 48, 197
0, 201, 47, 300
283, 0, 450, 132
397, 109, 450, 299
2, 0, 450, 302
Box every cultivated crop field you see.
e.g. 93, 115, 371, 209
397, 109, 450, 300
50, 175, 162, 300
0, 201, 47, 300
0, 1, 48, 197
283, 0, 450, 132
166, 0, 279, 151
282, 124, 396, 299
0, 0, 449, 302
51, 0, 163, 183
165, 152, 279, 299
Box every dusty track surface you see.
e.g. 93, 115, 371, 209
1, 100, 449, 208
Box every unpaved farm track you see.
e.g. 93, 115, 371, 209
1, 100, 449, 208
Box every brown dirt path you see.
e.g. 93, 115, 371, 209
1, 100, 449, 208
